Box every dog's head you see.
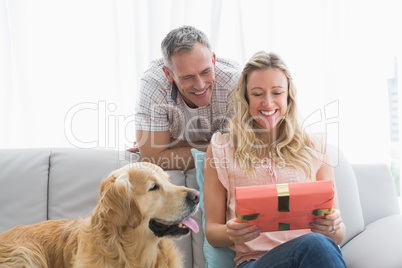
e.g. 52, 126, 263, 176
97, 162, 199, 238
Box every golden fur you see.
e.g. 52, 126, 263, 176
0, 162, 199, 268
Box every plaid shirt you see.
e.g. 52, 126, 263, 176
135, 58, 241, 142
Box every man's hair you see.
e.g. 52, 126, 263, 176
161, 26, 211, 70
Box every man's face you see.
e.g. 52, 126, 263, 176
163, 42, 216, 108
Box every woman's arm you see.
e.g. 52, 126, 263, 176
312, 148, 346, 245
204, 144, 260, 247
204, 144, 232, 247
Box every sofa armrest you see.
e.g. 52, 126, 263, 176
341, 214, 402, 267
352, 164, 400, 226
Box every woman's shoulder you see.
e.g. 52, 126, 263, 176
306, 132, 329, 170
211, 132, 232, 148
308, 132, 326, 152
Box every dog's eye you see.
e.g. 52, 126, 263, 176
149, 183, 159, 192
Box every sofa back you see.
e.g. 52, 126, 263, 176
0, 149, 50, 232
352, 164, 400, 225
328, 145, 365, 247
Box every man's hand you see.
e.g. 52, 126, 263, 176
126, 141, 140, 153
168, 138, 209, 152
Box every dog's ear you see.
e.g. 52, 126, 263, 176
98, 173, 142, 228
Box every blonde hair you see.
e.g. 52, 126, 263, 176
228, 51, 314, 179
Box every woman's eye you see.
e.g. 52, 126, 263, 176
149, 184, 159, 191
273, 92, 283, 95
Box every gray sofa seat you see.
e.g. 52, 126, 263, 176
0, 147, 401, 268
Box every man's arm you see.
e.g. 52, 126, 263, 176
136, 130, 209, 170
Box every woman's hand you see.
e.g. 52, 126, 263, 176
310, 209, 345, 243
226, 218, 261, 245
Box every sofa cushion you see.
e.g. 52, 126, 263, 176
328, 145, 365, 247
0, 149, 50, 233
185, 168, 206, 268
48, 148, 128, 220
191, 149, 236, 268
166, 170, 193, 268
341, 214, 402, 267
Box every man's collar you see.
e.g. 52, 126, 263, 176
171, 82, 179, 104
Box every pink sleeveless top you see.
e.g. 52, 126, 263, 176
210, 132, 327, 266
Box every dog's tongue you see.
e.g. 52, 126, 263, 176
181, 218, 199, 233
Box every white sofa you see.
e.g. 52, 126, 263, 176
0, 146, 401, 267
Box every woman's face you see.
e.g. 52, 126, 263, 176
246, 67, 288, 132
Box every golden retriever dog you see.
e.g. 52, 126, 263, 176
0, 162, 200, 268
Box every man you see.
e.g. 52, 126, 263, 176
133, 26, 240, 170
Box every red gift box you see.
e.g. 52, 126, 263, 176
235, 180, 334, 232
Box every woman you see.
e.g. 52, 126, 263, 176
204, 51, 346, 267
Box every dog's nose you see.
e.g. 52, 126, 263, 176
186, 190, 200, 205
